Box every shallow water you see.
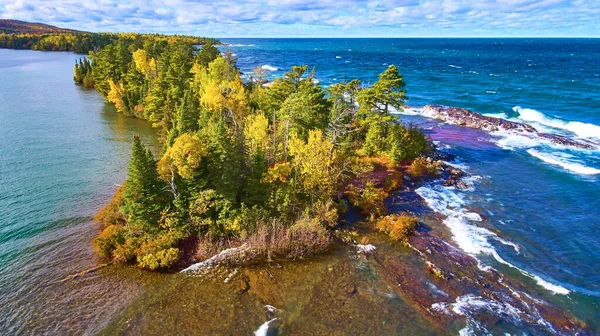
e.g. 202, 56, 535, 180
2, 39, 600, 334
223, 38, 600, 331
102, 241, 444, 335
0, 49, 161, 334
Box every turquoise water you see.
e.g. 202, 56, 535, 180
1, 39, 599, 334
223, 38, 600, 329
0, 49, 159, 334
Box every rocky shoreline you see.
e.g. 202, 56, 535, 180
168, 152, 591, 335
422, 104, 595, 149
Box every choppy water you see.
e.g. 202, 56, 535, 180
1, 39, 600, 334
224, 38, 600, 331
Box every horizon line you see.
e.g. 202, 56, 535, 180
214, 36, 600, 39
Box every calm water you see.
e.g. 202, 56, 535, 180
0, 49, 160, 334
224, 38, 600, 330
1, 39, 599, 334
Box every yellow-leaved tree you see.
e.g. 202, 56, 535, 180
289, 129, 339, 202
132, 49, 157, 79
243, 112, 270, 156
158, 133, 208, 198
107, 80, 126, 113
192, 57, 250, 128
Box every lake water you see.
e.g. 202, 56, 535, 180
1, 38, 599, 334
0, 49, 160, 334
224, 38, 600, 331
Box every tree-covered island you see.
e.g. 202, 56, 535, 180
2, 22, 433, 270
81, 35, 434, 270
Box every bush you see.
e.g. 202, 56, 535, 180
347, 181, 388, 220
93, 224, 125, 258
137, 248, 180, 270
135, 228, 185, 269
95, 184, 126, 229
376, 214, 418, 242
383, 171, 403, 192
410, 157, 441, 178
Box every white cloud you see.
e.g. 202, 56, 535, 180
0, 0, 598, 36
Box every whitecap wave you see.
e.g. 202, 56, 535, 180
356, 244, 376, 253
391, 107, 422, 116
527, 149, 600, 175
335, 56, 342, 59
416, 185, 499, 255
449, 65, 462, 69
416, 182, 570, 296
483, 112, 509, 119
491, 250, 570, 295
261, 64, 279, 71
514, 106, 600, 140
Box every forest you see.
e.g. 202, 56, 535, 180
78, 35, 433, 270
0, 22, 218, 54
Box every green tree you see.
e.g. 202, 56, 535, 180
121, 136, 168, 232
196, 41, 220, 67
358, 65, 406, 115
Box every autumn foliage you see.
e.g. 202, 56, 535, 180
376, 214, 419, 242
83, 33, 430, 269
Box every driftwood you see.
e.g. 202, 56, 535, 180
51, 263, 110, 284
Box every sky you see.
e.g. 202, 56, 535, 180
1, 0, 599, 38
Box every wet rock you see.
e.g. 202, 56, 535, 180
235, 278, 250, 294
346, 284, 357, 295
422, 105, 536, 133
422, 105, 594, 149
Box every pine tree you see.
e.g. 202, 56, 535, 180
121, 135, 168, 233
196, 41, 220, 67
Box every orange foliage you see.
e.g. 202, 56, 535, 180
376, 214, 418, 242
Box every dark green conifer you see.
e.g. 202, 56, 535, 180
121, 135, 167, 232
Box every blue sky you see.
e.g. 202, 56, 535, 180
1, 0, 599, 37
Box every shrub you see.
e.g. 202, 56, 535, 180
383, 171, 404, 192
95, 184, 126, 229
93, 224, 125, 258
137, 248, 180, 270
134, 228, 185, 269
112, 237, 138, 263
376, 214, 418, 242
410, 157, 440, 178
347, 181, 388, 220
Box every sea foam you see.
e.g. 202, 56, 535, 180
416, 179, 571, 296
514, 106, 600, 140
261, 64, 279, 71
527, 149, 600, 175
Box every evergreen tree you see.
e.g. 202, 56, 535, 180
358, 65, 407, 115
196, 41, 220, 67
121, 136, 168, 233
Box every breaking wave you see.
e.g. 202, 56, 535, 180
514, 106, 600, 140
416, 177, 570, 296
527, 149, 600, 175
261, 64, 279, 71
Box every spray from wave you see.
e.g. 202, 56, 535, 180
514, 106, 600, 140
261, 64, 279, 71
